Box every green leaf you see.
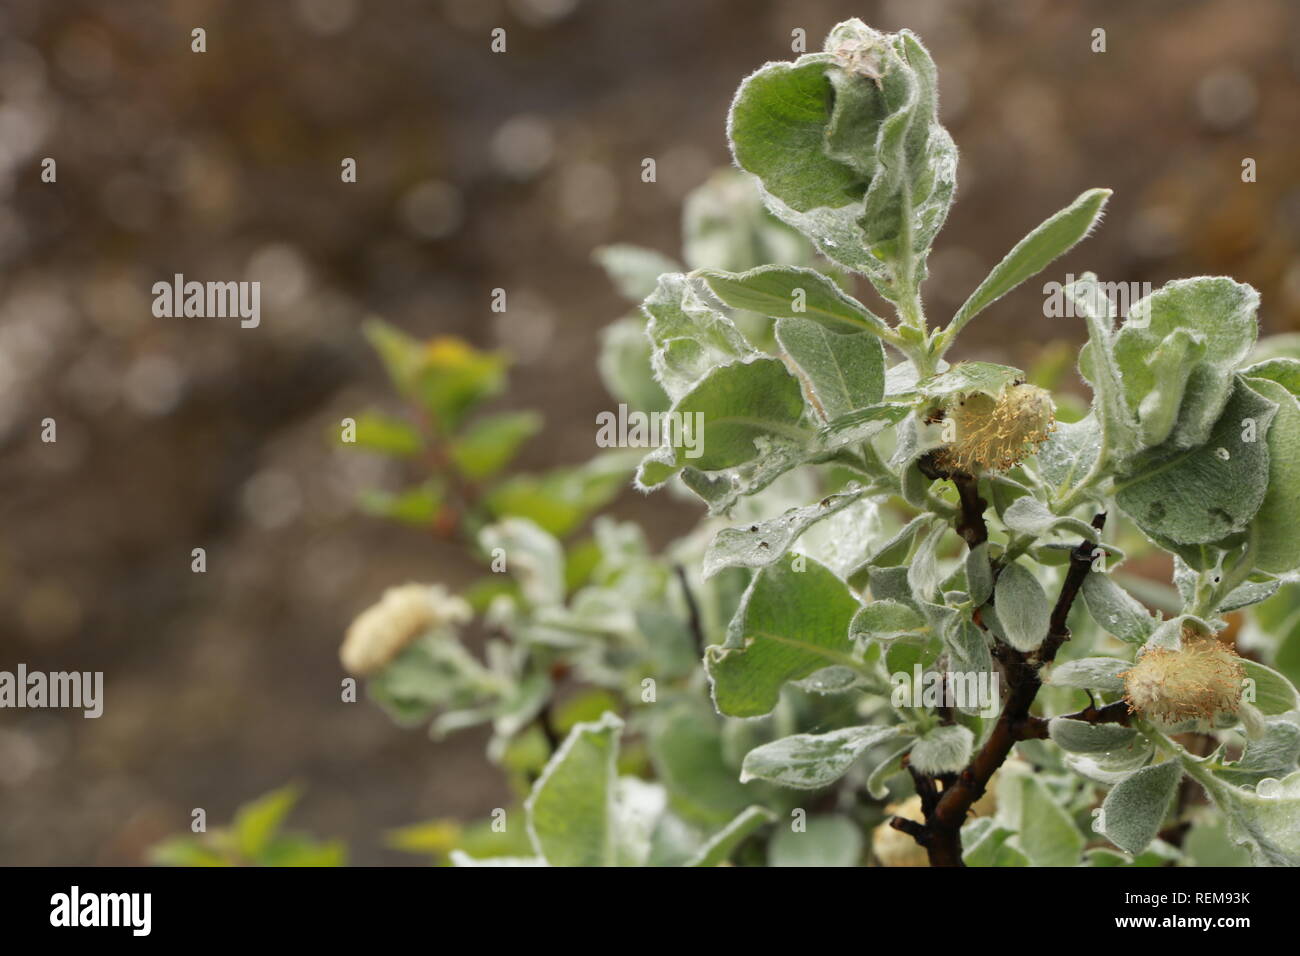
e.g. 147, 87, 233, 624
636, 357, 808, 489
729, 54, 859, 214
1048, 717, 1139, 754
593, 244, 681, 301
682, 169, 814, 272
701, 265, 892, 338
1240, 377, 1300, 574
148, 837, 233, 867
849, 600, 928, 644
1037, 414, 1102, 499
1100, 760, 1182, 855
776, 319, 886, 422
598, 317, 670, 413
946, 188, 1111, 340
479, 518, 565, 607
364, 320, 506, 430
346, 412, 422, 457
1184, 763, 1300, 866
486, 451, 635, 537
1001, 496, 1101, 542
450, 411, 542, 480
993, 561, 1050, 652
1242, 357, 1300, 397
1017, 775, 1085, 867
768, 814, 863, 867
648, 704, 754, 824
707, 556, 861, 717
233, 785, 301, 860
1047, 656, 1131, 694
727, 23, 955, 297
1113, 278, 1259, 451
918, 360, 1023, 403
740, 725, 904, 790
643, 272, 755, 403
526, 712, 622, 867
677, 436, 810, 514
1241, 658, 1300, 715
359, 482, 444, 528
1216, 719, 1300, 786
684, 806, 776, 867
1115, 377, 1277, 545
1080, 573, 1157, 644
962, 819, 1015, 867
816, 402, 911, 453
965, 543, 994, 607
1071, 274, 1142, 467
948, 617, 994, 680
703, 486, 867, 579
910, 724, 974, 774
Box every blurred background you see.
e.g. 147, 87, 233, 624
0, 0, 1298, 864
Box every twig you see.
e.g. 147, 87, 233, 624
1017, 699, 1130, 740
899, 501, 1106, 866
675, 564, 706, 655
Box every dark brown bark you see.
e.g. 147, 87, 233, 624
889, 485, 1108, 867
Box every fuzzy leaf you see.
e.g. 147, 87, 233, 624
1048, 717, 1139, 754
1100, 760, 1181, 855
776, 318, 885, 421
1001, 496, 1101, 542
1071, 274, 1142, 466
993, 561, 1050, 652
643, 273, 754, 402
740, 725, 904, 789
1186, 765, 1300, 867
1080, 574, 1157, 645
728, 22, 955, 297
701, 265, 891, 337
636, 357, 808, 489
707, 556, 861, 717
703, 488, 866, 578
1113, 277, 1259, 451
598, 317, 670, 413
594, 244, 682, 301
1240, 377, 1300, 574
768, 814, 863, 867
1017, 775, 1085, 867
1047, 656, 1131, 693
1241, 658, 1300, 716
526, 713, 622, 867
965, 543, 994, 606
1115, 377, 1277, 545
947, 188, 1110, 339
849, 600, 928, 644
909, 724, 974, 774
683, 806, 776, 867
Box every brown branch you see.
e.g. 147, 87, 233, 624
918, 455, 987, 547
898, 501, 1106, 866
1017, 699, 1131, 740
674, 564, 706, 655
1036, 513, 1107, 664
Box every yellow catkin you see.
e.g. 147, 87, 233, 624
934, 383, 1056, 474
340, 583, 471, 676
1122, 632, 1244, 725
